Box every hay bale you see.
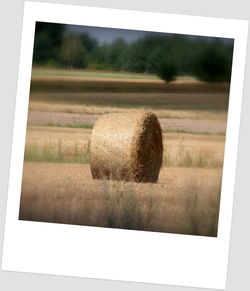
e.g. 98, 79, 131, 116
90, 111, 163, 183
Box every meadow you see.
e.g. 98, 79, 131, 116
19, 68, 229, 236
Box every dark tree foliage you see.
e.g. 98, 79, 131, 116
33, 22, 65, 65
106, 39, 128, 70
60, 33, 88, 69
146, 47, 163, 73
79, 32, 98, 53
157, 58, 178, 83
87, 46, 109, 70
194, 40, 234, 82
124, 41, 148, 72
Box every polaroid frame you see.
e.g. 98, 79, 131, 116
1, 1, 248, 289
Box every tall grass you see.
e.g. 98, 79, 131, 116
24, 137, 223, 168
19, 167, 221, 236
44, 123, 93, 129
163, 145, 223, 168
24, 139, 90, 163
103, 184, 164, 231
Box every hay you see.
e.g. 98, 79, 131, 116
90, 111, 163, 183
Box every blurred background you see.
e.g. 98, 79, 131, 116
32, 22, 234, 83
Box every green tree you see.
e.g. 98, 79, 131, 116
60, 33, 87, 68
106, 39, 128, 70
125, 41, 148, 72
157, 57, 178, 83
146, 45, 165, 73
87, 46, 109, 70
33, 22, 65, 65
194, 40, 233, 82
146, 44, 178, 82
80, 32, 98, 53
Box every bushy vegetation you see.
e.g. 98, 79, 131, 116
33, 22, 234, 83
194, 41, 234, 82
157, 58, 178, 83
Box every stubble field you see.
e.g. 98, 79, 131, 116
19, 68, 229, 236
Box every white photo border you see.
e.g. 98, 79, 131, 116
1, 1, 249, 290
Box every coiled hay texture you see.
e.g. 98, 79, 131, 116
90, 112, 163, 183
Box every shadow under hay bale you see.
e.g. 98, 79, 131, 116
90, 111, 163, 183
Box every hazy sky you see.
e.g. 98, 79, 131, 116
67, 24, 233, 45
67, 24, 149, 44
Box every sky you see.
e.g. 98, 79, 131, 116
67, 24, 233, 45
67, 24, 149, 44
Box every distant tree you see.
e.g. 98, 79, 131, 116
60, 33, 87, 68
124, 34, 186, 76
80, 32, 98, 53
146, 45, 167, 74
33, 31, 53, 63
106, 39, 128, 70
125, 41, 148, 72
157, 57, 178, 83
32, 22, 234, 78
194, 41, 233, 82
33, 22, 65, 65
147, 45, 179, 83
87, 46, 109, 70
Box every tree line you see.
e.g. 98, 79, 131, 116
33, 22, 234, 83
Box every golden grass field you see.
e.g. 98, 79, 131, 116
19, 68, 229, 236
20, 163, 221, 236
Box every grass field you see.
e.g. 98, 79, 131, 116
24, 126, 225, 168
32, 68, 161, 80
20, 163, 221, 236
19, 67, 228, 236
31, 68, 230, 93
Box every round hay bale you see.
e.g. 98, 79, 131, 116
90, 111, 163, 183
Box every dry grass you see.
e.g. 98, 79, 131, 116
163, 133, 225, 168
24, 140, 90, 163
30, 75, 230, 93
19, 162, 222, 236
24, 126, 89, 163
20, 70, 227, 236
24, 126, 225, 168
29, 100, 228, 120
27, 110, 227, 134
29, 92, 229, 112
